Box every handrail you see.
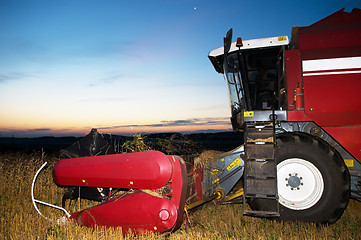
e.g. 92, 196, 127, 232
31, 162, 71, 219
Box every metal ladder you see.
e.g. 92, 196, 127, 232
243, 121, 279, 217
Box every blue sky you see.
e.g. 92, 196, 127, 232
0, 0, 360, 137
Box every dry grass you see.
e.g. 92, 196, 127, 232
0, 152, 360, 240
193, 150, 223, 167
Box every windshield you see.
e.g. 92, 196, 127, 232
223, 54, 244, 115
223, 46, 284, 113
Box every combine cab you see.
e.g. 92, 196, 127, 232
32, 8, 361, 235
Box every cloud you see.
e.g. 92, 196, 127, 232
0, 128, 51, 137
89, 73, 125, 87
0, 127, 81, 137
160, 118, 230, 127
0, 72, 35, 83
28, 128, 52, 132
72, 40, 134, 59
0, 74, 9, 83
74, 96, 135, 104
100, 117, 230, 130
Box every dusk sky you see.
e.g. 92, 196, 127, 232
1, 0, 360, 137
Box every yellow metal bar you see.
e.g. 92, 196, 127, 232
222, 188, 244, 202
184, 191, 222, 211
184, 189, 244, 211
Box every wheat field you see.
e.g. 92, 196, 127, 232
0, 152, 360, 240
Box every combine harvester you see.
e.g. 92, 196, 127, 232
32, 8, 361, 235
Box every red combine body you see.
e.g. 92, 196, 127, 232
32, 8, 361, 235
208, 8, 361, 223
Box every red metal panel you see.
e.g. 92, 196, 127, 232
298, 9, 361, 50
298, 25, 361, 50
303, 72, 361, 126
287, 111, 312, 121
309, 8, 361, 26
186, 164, 204, 203
323, 126, 361, 163
285, 49, 302, 110
53, 151, 172, 189
166, 155, 188, 230
70, 191, 179, 234
301, 46, 361, 61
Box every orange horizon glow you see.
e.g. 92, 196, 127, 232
0, 121, 233, 137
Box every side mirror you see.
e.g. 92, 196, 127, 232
224, 28, 232, 55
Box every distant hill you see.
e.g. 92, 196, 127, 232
0, 131, 244, 155
0, 136, 82, 154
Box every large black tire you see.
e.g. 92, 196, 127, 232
249, 132, 350, 224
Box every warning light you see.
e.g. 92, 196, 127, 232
236, 37, 243, 47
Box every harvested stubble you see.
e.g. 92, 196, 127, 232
193, 150, 223, 167
1, 152, 360, 240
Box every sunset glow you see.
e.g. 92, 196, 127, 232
0, 1, 358, 137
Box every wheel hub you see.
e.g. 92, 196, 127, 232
285, 173, 303, 190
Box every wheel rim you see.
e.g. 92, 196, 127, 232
277, 158, 324, 210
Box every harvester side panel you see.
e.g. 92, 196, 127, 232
301, 60, 361, 162
302, 68, 361, 126
322, 126, 361, 164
